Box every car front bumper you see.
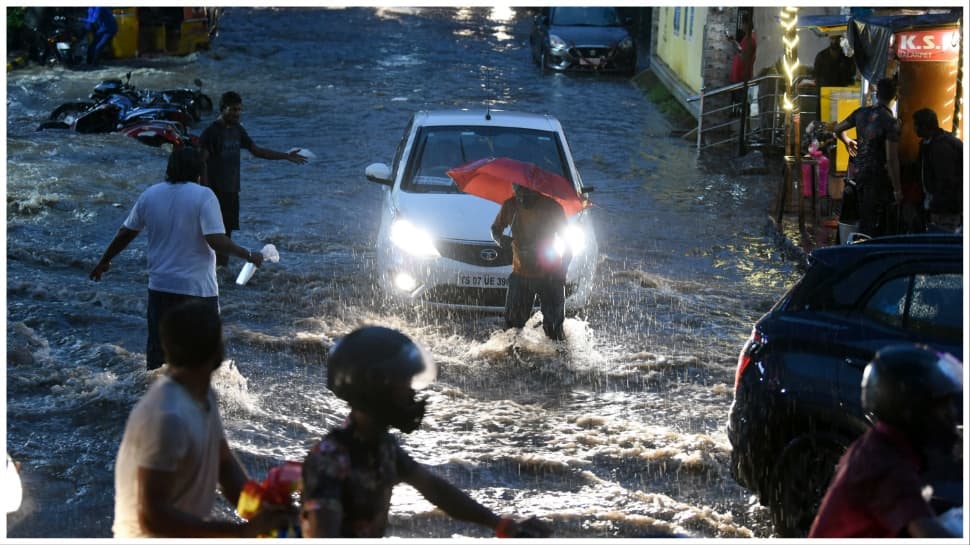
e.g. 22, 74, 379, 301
545, 45, 636, 72
378, 239, 597, 312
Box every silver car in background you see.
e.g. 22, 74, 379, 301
364, 109, 598, 312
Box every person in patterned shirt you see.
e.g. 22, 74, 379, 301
834, 78, 902, 237
299, 326, 551, 538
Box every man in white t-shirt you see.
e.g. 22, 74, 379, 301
90, 147, 263, 369
113, 300, 291, 537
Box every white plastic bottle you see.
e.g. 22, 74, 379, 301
236, 244, 280, 286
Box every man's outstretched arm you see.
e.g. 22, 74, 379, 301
90, 226, 139, 281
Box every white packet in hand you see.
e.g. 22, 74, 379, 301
287, 148, 316, 162
260, 243, 280, 263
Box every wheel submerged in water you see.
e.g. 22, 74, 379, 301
768, 432, 849, 537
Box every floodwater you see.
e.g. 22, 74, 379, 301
6, 7, 800, 538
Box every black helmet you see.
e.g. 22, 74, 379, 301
862, 344, 962, 442
327, 326, 436, 433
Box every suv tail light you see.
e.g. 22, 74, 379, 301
735, 328, 764, 391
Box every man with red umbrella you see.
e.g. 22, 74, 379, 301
490, 184, 571, 341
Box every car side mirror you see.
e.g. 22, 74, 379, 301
581, 185, 595, 193
365, 163, 393, 186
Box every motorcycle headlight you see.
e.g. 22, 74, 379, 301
390, 219, 440, 258
619, 37, 634, 50
549, 34, 568, 51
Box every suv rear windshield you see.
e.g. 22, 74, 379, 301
402, 126, 568, 194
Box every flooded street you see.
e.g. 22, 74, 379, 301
6, 7, 800, 538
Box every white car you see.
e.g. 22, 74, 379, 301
364, 109, 598, 312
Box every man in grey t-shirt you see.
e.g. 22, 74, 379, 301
200, 91, 307, 266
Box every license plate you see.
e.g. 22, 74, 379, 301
580, 57, 603, 66
458, 274, 508, 288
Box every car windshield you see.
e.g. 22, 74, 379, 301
550, 7, 620, 27
403, 125, 568, 193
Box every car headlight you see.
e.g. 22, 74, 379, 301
619, 37, 634, 50
389, 219, 440, 258
549, 34, 568, 51
554, 225, 587, 257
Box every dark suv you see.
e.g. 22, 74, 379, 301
727, 234, 963, 536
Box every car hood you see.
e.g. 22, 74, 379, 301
549, 25, 630, 47
395, 192, 501, 242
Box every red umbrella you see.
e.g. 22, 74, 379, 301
447, 157, 587, 216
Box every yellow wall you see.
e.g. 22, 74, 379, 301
656, 6, 706, 93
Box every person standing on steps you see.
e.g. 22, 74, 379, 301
833, 78, 902, 238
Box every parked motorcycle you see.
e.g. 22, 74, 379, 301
41, 15, 88, 67
42, 93, 194, 134
118, 119, 200, 148
41, 73, 203, 133
40, 109, 197, 148
91, 72, 213, 122
37, 71, 213, 148
151, 79, 214, 122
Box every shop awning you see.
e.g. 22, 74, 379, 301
797, 14, 850, 36
847, 10, 963, 82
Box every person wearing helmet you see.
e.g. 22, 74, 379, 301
809, 344, 963, 538
299, 326, 552, 538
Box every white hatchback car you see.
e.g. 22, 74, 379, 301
364, 109, 598, 311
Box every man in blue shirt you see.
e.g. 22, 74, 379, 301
85, 7, 118, 66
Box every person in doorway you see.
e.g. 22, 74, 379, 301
813, 35, 856, 88
491, 184, 572, 341
84, 7, 117, 66
112, 300, 293, 537
808, 344, 962, 538
200, 91, 307, 267
299, 326, 552, 538
913, 108, 963, 233
728, 15, 757, 117
90, 147, 263, 370
833, 77, 902, 237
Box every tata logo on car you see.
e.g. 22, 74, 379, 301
480, 248, 499, 261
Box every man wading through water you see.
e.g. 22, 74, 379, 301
200, 91, 307, 267
491, 184, 571, 341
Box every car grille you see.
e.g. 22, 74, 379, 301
562, 46, 634, 72
575, 46, 610, 58
421, 282, 578, 307
435, 240, 512, 267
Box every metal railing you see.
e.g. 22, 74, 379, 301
685, 74, 819, 154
